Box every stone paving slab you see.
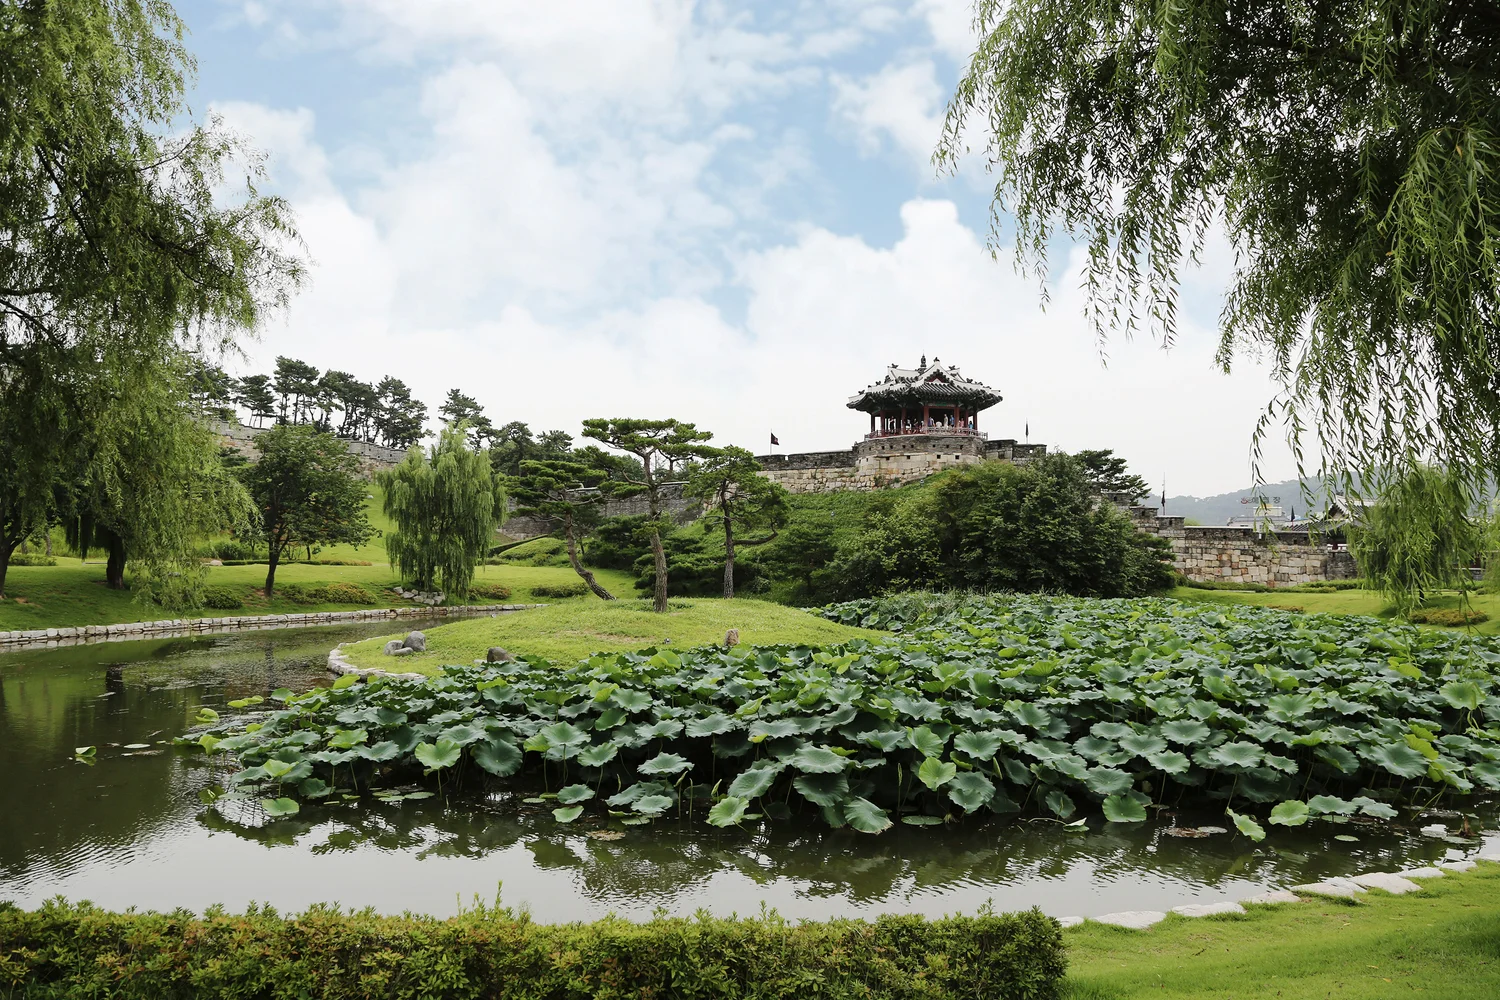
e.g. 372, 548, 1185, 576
1439, 859, 1477, 872
1057, 916, 1084, 928
1476, 852, 1500, 862
1291, 877, 1366, 899
1093, 911, 1168, 929
1350, 872, 1424, 894
1398, 866, 1446, 879
1240, 890, 1302, 905
1171, 902, 1246, 918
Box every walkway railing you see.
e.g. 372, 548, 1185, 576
863, 427, 988, 440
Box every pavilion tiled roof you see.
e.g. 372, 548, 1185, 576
846, 356, 1002, 413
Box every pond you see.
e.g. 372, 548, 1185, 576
2, 622, 1494, 922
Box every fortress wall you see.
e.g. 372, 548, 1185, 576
1128, 508, 1358, 586
212, 420, 408, 479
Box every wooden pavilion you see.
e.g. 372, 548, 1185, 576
846, 356, 1002, 438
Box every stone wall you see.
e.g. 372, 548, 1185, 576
757, 434, 1043, 494
499, 482, 702, 541
1128, 507, 1359, 585
213, 420, 408, 479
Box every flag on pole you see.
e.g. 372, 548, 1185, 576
1024, 422, 1029, 442
770, 432, 779, 447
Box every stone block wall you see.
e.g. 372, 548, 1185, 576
213, 420, 408, 479
499, 483, 702, 541
757, 434, 1039, 494
1129, 508, 1359, 585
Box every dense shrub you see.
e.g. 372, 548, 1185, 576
1180, 577, 1274, 593
200, 586, 245, 610
467, 582, 513, 601
530, 581, 589, 599
8, 552, 56, 566
1408, 607, 1489, 626
273, 583, 376, 605
586, 514, 654, 570
788, 457, 1174, 603
0, 899, 1064, 1000
198, 538, 260, 561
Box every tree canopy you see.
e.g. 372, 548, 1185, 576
238, 424, 374, 597
939, 0, 1500, 497
684, 446, 787, 599
1351, 465, 1479, 617
507, 458, 616, 600
378, 426, 505, 597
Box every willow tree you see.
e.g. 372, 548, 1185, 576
939, 1, 1500, 504
581, 419, 716, 612
684, 447, 788, 599
378, 426, 506, 599
1351, 467, 1480, 617
0, 0, 301, 593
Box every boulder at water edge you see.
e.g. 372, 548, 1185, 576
486, 646, 513, 663
383, 639, 405, 656
403, 631, 426, 652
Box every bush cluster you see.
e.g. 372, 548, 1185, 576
0, 900, 1064, 1000
1408, 607, 1489, 627
200, 585, 245, 610
8, 552, 57, 566
466, 582, 513, 601
529, 581, 589, 599
275, 582, 377, 606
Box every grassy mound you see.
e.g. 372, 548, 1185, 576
341, 598, 886, 673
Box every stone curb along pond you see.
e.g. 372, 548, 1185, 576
0, 603, 537, 649
1058, 854, 1500, 929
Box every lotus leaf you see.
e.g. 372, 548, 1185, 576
1044, 790, 1076, 819
1011, 704, 1051, 729
1145, 749, 1191, 774
327, 729, 368, 750
685, 714, 736, 737
842, 797, 892, 834
707, 796, 750, 826
261, 797, 300, 818
414, 739, 461, 771
1227, 808, 1266, 841
1101, 794, 1145, 822
473, 739, 523, 776
906, 726, 945, 758
1084, 767, 1134, 797
639, 752, 693, 776
917, 756, 957, 790
633, 794, 675, 817
1118, 733, 1167, 757
1440, 680, 1483, 711
727, 762, 784, 798
1368, 743, 1429, 778
1091, 722, 1134, 741
1349, 796, 1399, 818
1206, 742, 1262, 769
953, 730, 1005, 760
556, 784, 595, 805
790, 745, 850, 774
1268, 800, 1310, 826
610, 689, 652, 713
577, 742, 620, 768
1160, 719, 1210, 744
946, 771, 995, 812
793, 772, 850, 807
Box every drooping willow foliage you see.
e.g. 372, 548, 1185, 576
378, 426, 506, 597
937, 0, 1500, 504
1351, 465, 1481, 616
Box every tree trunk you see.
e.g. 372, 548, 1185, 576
723, 514, 736, 600
650, 526, 668, 613
265, 547, 280, 598
104, 531, 127, 589
564, 526, 616, 601
0, 542, 13, 597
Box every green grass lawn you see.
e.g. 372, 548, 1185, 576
340, 597, 886, 674
1168, 585, 1500, 633
0, 560, 636, 631
1063, 862, 1500, 999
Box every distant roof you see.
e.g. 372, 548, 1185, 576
846, 356, 1002, 413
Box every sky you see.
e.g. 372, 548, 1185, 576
178, 0, 1300, 498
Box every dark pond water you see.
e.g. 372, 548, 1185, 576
2, 623, 1494, 921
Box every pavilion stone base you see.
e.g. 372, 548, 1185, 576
757, 433, 1031, 494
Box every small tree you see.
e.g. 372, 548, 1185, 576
378, 426, 505, 598
1075, 449, 1150, 502
1352, 466, 1479, 618
239, 424, 374, 597
508, 459, 616, 600
581, 418, 715, 612
684, 447, 788, 598
375, 377, 427, 449
235, 375, 277, 428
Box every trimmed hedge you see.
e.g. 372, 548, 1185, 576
0, 900, 1064, 1000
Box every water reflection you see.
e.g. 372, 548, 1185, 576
0, 624, 1493, 922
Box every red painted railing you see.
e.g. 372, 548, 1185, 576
863, 427, 987, 440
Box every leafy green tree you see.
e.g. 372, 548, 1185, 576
827, 458, 1174, 600
684, 447, 788, 598
377, 426, 505, 598
537, 429, 573, 459
507, 459, 616, 600
235, 374, 277, 428
759, 511, 839, 605
439, 389, 494, 448
490, 421, 535, 477
1075, 450, 1150, 502
273, 358, 320, 425
1352, 466, 1479, 617
66, 363, 255, 605
938, 0, 1500, 500
238, 424, 374, 597
581, 418, 716, 612
374, 377, 427, 449
0, 0, 300, 589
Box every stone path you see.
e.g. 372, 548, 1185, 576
1054, 852, 1499, 929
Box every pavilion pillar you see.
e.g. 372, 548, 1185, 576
869, 412, 876, 435
923, 404, 930, 429
900, 405, 907, 433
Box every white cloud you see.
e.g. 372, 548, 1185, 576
914, 0, 978, 63
831, 59, 944, 168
